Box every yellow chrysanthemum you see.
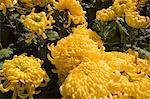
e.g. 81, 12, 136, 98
112, 0, 137, 16
20, 8, 55, 43
96, 0, 137, 22
52, 0, 86, 27
47, 26, 104, 82
96, 7, 116, 21
0, 0, 17, 14
125, 11, 150, 28
60, 61, 113, 99
0, 54, 49, 99
52, 0, 85, 16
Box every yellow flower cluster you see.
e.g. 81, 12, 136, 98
59, 49, 150, 99
0, 54, 49, 99
96, 0, 150, 28
47, 26, 104, 82
52, 0, 87, 28
48, 26, 150, 98
20, 8, 55, 43
19, 0, 51, 8
0, 0, 17, 14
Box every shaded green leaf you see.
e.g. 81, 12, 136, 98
47, 30, 60, 41
0, 48, 13, 59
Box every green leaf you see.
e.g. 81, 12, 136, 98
0, 48, 13, 59
116, 17, 129, 36
13, 14, 19, 18
47, 30, 60, 41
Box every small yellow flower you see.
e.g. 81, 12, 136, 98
53, 0, 85, 16
52, 0, 86, 27
0, 0, 17, 14
0, 54, 49, 99
96, 7, 116, 21
20, 8, 55, 42
125, 11, 150, 28
112, 0, 137, 16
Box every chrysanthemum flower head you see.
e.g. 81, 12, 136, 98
52, 0, 86, 27
96, 7, 116, 21
47, 27, 104, 82
60, 61, 113, 99
20, 8, 55, 42
52, 0, 85, 16
112, 0, 137, 16
0, 0, 17, 14
125, 10, 150, 28
0, 54, 49, 99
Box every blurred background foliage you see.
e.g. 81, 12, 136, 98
0, 0, 150, 98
